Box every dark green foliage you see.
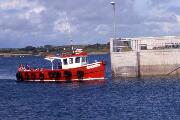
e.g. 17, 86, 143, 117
0, 43, 109, 56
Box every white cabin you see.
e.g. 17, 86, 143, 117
45, 52, 88, 70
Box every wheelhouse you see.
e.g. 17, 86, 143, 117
60, 55, 87, 69
45, 52, 88, 70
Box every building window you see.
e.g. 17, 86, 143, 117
69, 58, 73, 64
63, 59, 68, 65
75, 57, 80, 63
140, 44, 147, 50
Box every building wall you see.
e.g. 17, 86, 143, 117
130, 36, 180, 50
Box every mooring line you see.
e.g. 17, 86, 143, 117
167, 66, 180, 75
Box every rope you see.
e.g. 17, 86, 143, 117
167, 66, 180, 75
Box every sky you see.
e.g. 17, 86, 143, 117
0, 0, 180, 48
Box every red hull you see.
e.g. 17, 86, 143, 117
16, 61, 105, 82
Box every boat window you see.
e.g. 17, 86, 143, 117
82, 57, 86, 62
75, 57, 80, 63
69, 58, 73, 64
63, 59, 68, 65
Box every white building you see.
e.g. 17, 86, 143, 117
111, 36, 180, 52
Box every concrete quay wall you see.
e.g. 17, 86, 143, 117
111, 49, 180, 77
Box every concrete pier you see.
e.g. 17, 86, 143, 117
111, 49, 180, 77
110, 36, 180, 78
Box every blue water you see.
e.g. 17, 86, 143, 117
0, 54, 180, 120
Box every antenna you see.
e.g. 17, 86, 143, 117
65, 12, 74, 52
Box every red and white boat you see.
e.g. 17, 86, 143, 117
16, 49, 105, 82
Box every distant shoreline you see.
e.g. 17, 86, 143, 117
0, 51, 109, 57
0, 43, 109, 57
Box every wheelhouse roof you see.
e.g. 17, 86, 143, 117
45, 52, 88, 61
60, 52, 87, 58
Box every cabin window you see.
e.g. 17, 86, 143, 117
63, 59, 68, 65
69, 58, 73, 64
82, 57, 86, 62
75, 57, 80, 63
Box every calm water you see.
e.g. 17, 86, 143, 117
0, 54, 180, 120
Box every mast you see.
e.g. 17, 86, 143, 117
65, 12, 74, 52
